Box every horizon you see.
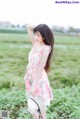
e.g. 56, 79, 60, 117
0, 0, 80, 29
0, 20, 80, 29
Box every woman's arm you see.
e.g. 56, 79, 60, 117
27, 25, 36, 45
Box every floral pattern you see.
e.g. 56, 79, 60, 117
24, 45, 53, 106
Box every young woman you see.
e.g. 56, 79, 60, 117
24, 24, 54, 119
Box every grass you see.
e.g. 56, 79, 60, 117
0, 84, 80, 119
0, 32, 80, 119
0, 33, 80, 89
54, 35, 80, 45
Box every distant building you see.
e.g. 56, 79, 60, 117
0, 21, 14, 28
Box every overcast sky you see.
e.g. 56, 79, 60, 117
0, 0, 80, 28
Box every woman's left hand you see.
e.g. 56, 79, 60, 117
29, 88, 36, 96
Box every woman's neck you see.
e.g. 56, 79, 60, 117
37, 42, 45, 46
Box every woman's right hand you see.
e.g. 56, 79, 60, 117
26, 24, 36, 45
27, 25, 35, 31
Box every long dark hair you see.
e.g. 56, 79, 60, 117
33, 24, 54, 73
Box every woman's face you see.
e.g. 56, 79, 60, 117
34, 31, 44, 44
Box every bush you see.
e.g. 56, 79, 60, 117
0, 84, 80, 119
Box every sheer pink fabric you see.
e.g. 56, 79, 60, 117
24, 45, 53, 106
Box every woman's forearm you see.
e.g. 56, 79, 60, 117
27, 25, 35, 44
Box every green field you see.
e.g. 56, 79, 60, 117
0, 33, 80, 119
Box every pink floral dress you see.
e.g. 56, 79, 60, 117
24, 45, 53, 106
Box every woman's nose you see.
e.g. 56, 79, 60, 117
34, 35, 38, 40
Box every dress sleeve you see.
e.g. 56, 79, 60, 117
30, 46, 51, 92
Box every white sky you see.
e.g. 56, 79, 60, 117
0, 0, 80, 28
